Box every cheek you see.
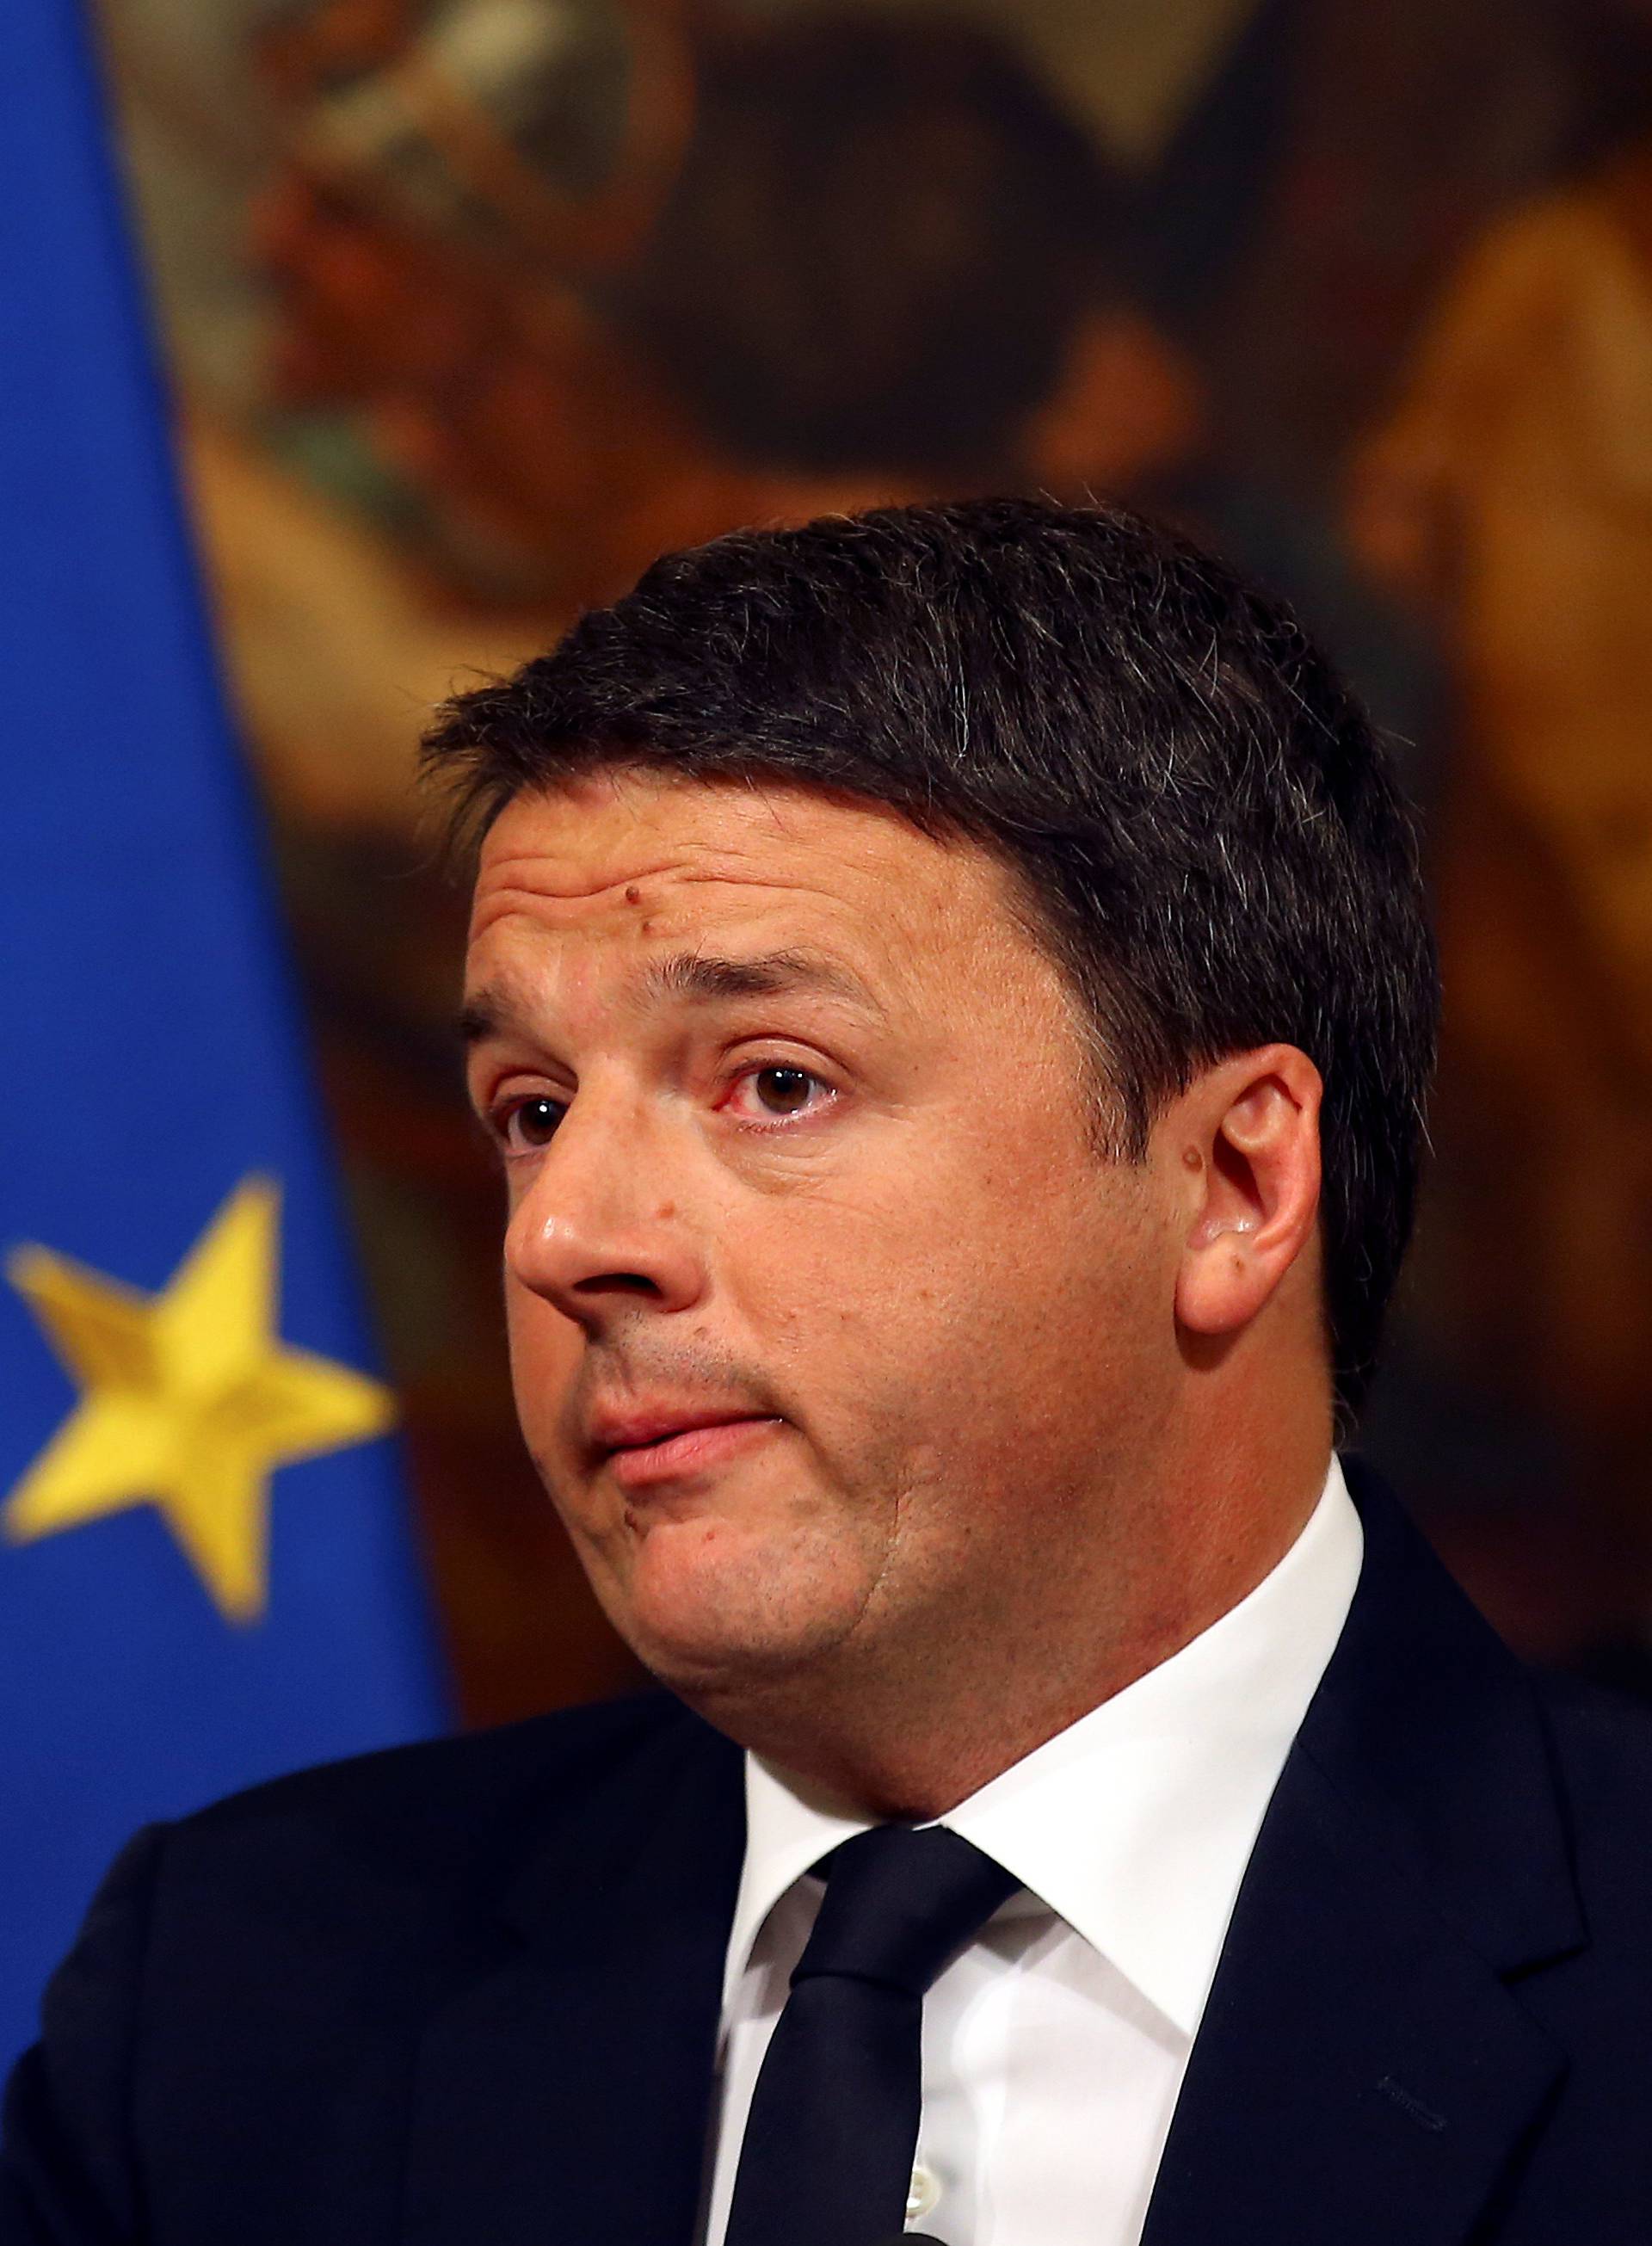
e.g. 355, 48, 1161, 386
803, 1166, 1164, 1458
743, 1205, 1025, 1462
503, 1288, 582, 1438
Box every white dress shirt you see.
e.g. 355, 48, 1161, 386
700, 1458, 1363, 2246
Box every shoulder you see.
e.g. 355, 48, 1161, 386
176, 1688, 695, 1842
1493, 1668, 1652, 2122
148, 1688, 704, 1916
1531, 1665, 1652, 1878
14, 1694, 727, 2152
182, 1687, 688, 1835
1328, 1463, 1652, 1956
3, 1697, 737, 2238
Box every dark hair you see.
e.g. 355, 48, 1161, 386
613, 16, 1125, 476
424, 497, 1439, 1422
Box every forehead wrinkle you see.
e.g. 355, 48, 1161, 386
468, 853, 931, 959
469, 855, 880, 944
479, 860, 871, 899
472, 853, 687, 904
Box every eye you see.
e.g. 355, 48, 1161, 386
727, 1064, 835, 1122
496, 1094, 565, 1154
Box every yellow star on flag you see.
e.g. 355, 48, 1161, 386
3, 1177, 396, 1623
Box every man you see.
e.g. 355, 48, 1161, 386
5, 497, 1652, 2245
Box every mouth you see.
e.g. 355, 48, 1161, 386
599, 1415, 784, 1492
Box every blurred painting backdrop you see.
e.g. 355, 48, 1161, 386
96, 0, 1652, 1717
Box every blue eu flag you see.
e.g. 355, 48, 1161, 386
0, 1, 447, 2070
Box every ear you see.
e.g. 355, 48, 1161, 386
1168, 1045, 1323, 1339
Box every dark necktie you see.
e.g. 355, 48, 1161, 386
723, 1823, 1020, 2246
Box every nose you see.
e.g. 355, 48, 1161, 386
502, 1085, 707, 1330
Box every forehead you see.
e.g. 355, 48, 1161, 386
465, 768, 1023, 971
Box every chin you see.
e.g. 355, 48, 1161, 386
600, 1513, 874, 1692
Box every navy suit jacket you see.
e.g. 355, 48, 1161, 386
5, 1464, 1652, 2244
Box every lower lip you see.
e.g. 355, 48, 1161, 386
605, 1417, 782, 1490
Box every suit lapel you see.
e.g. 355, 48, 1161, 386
1143, 1465, 1584, 2246
1140, 1750, 1564, 2246
402, 1706, 745, 2246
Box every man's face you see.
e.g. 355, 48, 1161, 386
463, 768, 1182, 1706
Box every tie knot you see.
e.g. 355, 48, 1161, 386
792, 1824, 1019, 1999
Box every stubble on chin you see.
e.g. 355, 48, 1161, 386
591, 1497, 897, 1705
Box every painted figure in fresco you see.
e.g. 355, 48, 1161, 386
205, 2, 1251, 837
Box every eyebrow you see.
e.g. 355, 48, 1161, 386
457, 947, 879, 1046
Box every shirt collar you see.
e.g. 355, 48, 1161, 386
727, 1457, 1363, 2035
